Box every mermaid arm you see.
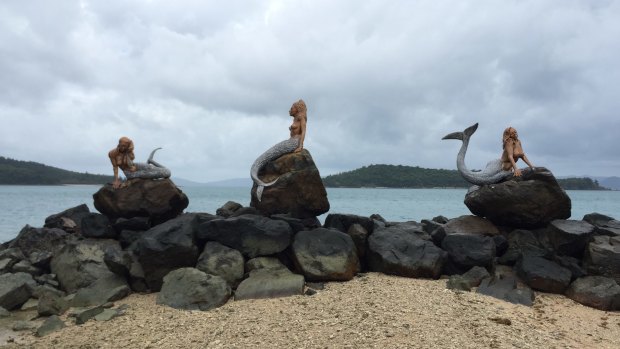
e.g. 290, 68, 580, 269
294, 116, 306, 152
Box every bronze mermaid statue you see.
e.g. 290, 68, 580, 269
251, 99, 307, 201
442, 123, 534, 185
109, 137, 171, 189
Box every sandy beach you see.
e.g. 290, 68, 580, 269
1, 273, 618, 349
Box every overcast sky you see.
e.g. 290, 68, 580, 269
1, 0, 618, 182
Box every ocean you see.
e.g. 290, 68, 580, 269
0, 185, 618, 243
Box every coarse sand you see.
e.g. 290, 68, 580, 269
2, 273, 619, 348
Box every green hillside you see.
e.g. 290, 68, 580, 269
322, 164, 609, 190
0, 156, 113, 185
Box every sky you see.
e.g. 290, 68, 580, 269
0, 0, 619, 182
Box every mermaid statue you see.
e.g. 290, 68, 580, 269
442, 123, 534, 186
108, 137, 171, 189
251, 99, 307, 201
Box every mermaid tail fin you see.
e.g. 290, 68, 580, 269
147, 147, 164, 167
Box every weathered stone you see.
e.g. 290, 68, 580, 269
197, 214, 292, 259
368, 226, 447, 279
235, 269, 304, 300
29, 251, 54, 270
135, 214, 201, 291
34, 274, 60, 289
271, 214, 321, 234
547, 220, 595, 258
113, 217, 151, 233
103, 245, 133, 278
554, 255, 587, 280
11, 260, 42, 276
36, 315, 66, 337
0, 306, 9, 318
230, 206, 260, 217
442, 234, 496, 274
93, 178, 189, 225
0, 272, 36, 310
12, 320, 38, 331
346, 224, 369, 261
516, 256, 571, 294
582, 213, 620, 237
498, 229, 552, 265
583, 235, 620, 284
37, 291, 69, 316
44, 204, 91, 232
421, 219, 443, 235
31, 284, 65, 299
250, 150, 329, 218
9, 226, 69, 262
81, 213, 116, 239
292, 228, 360, 281
461, 266, 491, 288
50, 239, 121, 293
20, 298, 38, 311
324, 213, 374, 235
477, 275, 535, 306
196, 242, 244, 287
566, 276, 620, 311
433, 215, 449, 224
216, 201, 243, 218
464, 167, 571, 229
493, 235, 509, 257
71, 274, 130, 307
245, 257, 288, 273
439, 215, 500, 236
76, 306, 105, 325
156, 268, 231, 311
94, 308, 122, 321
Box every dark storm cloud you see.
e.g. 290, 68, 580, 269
0, 0, 618, 181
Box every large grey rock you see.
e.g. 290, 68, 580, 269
75, 306, 105, 325
368, 226, 447, 279
583, 235, 620, 284
36, 315, 66, 337
516, 256, 572, 294
250, 149, 330, 218
498, 229, 551, 265
271, 214, 322, 234
324, 213, 374, 235
0, 248, 25, 273
197, 214, 292, 259
81, 213, 117, 239
216, 201, 243, 218
464, 167, 571, 229
0, 272, 36, 310
346, 224, 370, 261
37, 290, 69, 316
566, 276, 620, 311
135, 214, 201, 291
441, 234, 496, 274
235, 269, 304, 300
477, 275, 535, 306
11, 260, 42, 276
547, 220, 595, 258
196, 242, 244, 287
245, 257, 288, 273
583, 213, 620, 236
447, 266, 492, 292
71, 274, 131, 307
44, 204, 91, 232
113, 217, 151, 233
0, 306, 9, 318
9, 226, 69, 261
156, 268, 231, 311
50, 239, 121, 293
93, 178, 189, 225
292, 228, 360, 281
440, 215, 500, 236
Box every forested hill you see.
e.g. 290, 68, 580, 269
322, 164, 609, 190
0, 156, 113, 185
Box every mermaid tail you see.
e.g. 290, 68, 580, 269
251, 137, 300, 201
442, 123, 514, 185
124, 148, 171, 179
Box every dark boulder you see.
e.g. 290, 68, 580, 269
11, 260, 42, 276
421, 219, 443, 235
216, 201, 243, 218
583, 235, 620, 284
245, 257, 289, 273
50, 239, 121, 293
442, 234, 496, 274
44, 204, 91, 232
566, 276, 620, 311
71, 274, 130, 307
197, 214, 292, 259
346, 224, 370, 261
0, 248, 25, 274
196, 242, 244, 287
250, 149, 329, 218
554, 255, 587, 280
156, 268, 231, 311
9, 226, 69, 260
81, 213, 116, 239
516, 256, 572, 294
292, 228, 360, 281
464, 167, 571, 229
324, 213, 374, 235
35, 315, 66, 337
440, 215, 500, 236
447, 266, 490, 291
235, 268, 304, 300
37, 291, 69, 316
477, 275, 535, 306
118, 230, 146, 249
368, 226, 447, 279
113, 217, 151, 233
93, 178, 189, 225
498, 229, 552, 265
134, 214, 201, 291
271, 214, 322, 234
0, 272, 36, 310
546, 220, 595, 258
582, 213, 620, 237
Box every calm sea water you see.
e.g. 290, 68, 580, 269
0, 185, 618, 243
